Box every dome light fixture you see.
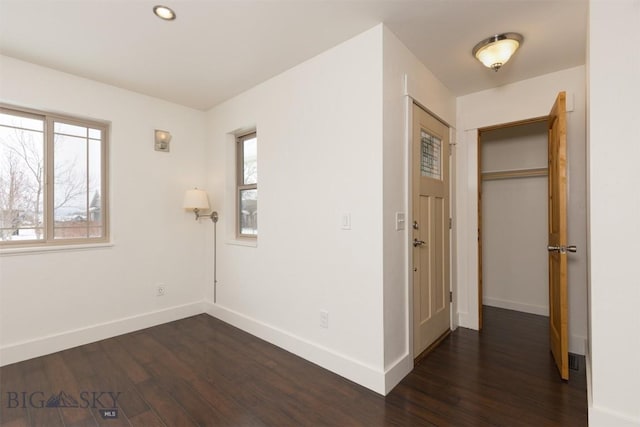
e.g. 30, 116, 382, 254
472, 33, 523, 71
153, 5, 176, 21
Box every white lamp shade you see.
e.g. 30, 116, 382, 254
475, 38, 520, 69
155, 129, 172, 143
183, 189, 210, 210
472, 33, 523, 71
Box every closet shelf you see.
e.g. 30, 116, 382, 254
481, 167, 548, 181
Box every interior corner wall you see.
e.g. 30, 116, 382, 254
203, 25, 387, 394
455, 65, 588, 355
381, 26, 456, 393
0, 56, 208, 366
587, 1, 640, 425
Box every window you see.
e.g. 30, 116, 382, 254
420, 128, 442, 180
236, 131, 257, 237
0, 106, 108, 246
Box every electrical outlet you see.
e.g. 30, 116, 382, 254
156, 285, 166, 296
320, 310, 329, 328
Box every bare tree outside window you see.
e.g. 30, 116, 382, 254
52, 122, 103, 239
0, 106, 108, 246
0, 113, 45, 240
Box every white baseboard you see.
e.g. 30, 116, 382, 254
384, 353, 412, 394
457, 311, 479, 330
0, 301, 205, 367
483, 297, 549, 316
204, 302, 387, 395
589, 406, 640, 427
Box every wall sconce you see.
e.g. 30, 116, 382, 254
183, 188, 218, 222
472, 33, 523, 71
154, 129, 172, 152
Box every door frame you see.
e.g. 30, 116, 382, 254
407, 99, 455, 360
476, 116, 548, 329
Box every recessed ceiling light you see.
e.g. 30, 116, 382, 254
153, 5, 176, 21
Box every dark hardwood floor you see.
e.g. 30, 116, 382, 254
0, 306, 587, 426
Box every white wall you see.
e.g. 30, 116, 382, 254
0, 56, 208, 365
482, 178, 549, 314
201, 24, 457, 395
456, 66, 588, 355
587, 1, 640, 425
481, 124, 549, 315
204, 26, 388, 393
0, 24, 457, 397
381, 26, 456, 392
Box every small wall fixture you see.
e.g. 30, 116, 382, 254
472, 33, 523, 71
183, 188, 218, 222
154, 129, 171, 152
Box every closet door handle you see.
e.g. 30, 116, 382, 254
547, 245, 577, 254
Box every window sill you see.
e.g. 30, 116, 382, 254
0, 242, 114, 256
226, 239, 257, 248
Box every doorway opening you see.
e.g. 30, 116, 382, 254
478, 118, 549, 327
476, 92, 575, 381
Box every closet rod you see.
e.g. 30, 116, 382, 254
481, 167, 548, 181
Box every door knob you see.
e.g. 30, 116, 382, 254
413, 238, 425, 247
547, 245, 577, 254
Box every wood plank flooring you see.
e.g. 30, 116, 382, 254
0, 306, 587, 426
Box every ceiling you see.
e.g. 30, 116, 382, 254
0, 0, 587, 111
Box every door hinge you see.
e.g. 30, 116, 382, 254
449, 218, 452, 229
449, 291, 453, 303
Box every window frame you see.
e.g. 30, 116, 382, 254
236, 131, 257, 239
0, 104, 109, 248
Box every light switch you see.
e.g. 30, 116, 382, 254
341, 213, 351, 230
396, 212, 406, 231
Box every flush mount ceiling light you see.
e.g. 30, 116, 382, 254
472, 33, 523, 71
153, 5, 176, 21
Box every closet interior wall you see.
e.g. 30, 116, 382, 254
480, 121, 549, 316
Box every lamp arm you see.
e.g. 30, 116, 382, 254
193, 208, 218, 223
